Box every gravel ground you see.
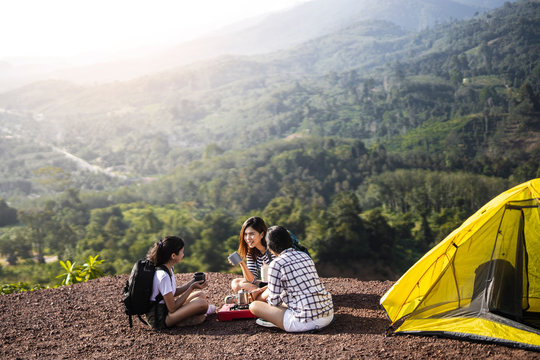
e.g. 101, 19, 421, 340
1, 272, 538, 359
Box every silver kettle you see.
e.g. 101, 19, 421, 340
237, 290, 250, 306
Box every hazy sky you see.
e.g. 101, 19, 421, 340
2, 0, 311, 61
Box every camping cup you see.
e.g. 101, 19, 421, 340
228, 251, 242, 266
237, 290, 250, 306
193, 272, 205, 282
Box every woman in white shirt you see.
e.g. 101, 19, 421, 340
145, 236, 210, 329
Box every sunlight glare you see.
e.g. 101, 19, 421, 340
1, 0, 311, 59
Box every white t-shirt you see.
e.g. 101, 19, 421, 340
150, 268, 176, 304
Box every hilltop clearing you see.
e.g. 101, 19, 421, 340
0, 273, 536, 359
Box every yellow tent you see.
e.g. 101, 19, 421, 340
380, 178, 540, 350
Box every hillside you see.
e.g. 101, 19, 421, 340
0, 1, 538, 289
1, 272, 536, 359
1, 1, 538, 201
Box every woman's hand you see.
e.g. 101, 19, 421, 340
228, 258, 246, 267
249, 285, 267, 301
191, 278, 208, 290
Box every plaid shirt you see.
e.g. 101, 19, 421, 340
266, 248, 333, 322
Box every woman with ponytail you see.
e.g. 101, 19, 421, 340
145, 235, 212, 329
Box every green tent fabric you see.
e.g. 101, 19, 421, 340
380, 178, 540, 350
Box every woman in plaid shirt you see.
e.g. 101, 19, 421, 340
249, 226, 334, 332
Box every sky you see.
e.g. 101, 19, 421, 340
1, 0, 311, 62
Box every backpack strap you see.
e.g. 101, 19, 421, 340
137, 314, 150, 326
156, 264, 173, 301
156, 264, 172, 277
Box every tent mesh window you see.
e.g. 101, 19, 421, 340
407, 201, 540, 331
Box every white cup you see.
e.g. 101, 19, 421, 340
261, 263, 268, 282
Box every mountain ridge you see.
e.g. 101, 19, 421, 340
0, 0, 511, 91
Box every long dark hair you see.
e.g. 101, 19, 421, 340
146, 235, 185, 266
237, 217, 268, 258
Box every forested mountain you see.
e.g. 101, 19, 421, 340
0, 1, 538, 284
1, 1, 537, 196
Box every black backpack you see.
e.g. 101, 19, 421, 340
122, 259, 171, 327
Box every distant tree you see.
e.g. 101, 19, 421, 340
449, 69, 463, 87
85, 206, 125, 239
18, 202, 59, 263
311, 191, 370, 266
33, 166, 72, 192
55, 189, 89, 226
417, 214, 434, 250
0, 198, 17, 226
263, 196, 308, 237
390, 61, 406, 90
513, 82, 539, 114
0, 227, 32, 265
363, 209, 396, 262
186, 210, 234, 272
203, 143, 224, 159
103, 216, 126, 237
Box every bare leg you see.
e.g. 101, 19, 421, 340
231, 278, 244, 292
231, 278, 258, 293
232, 278, 259, 292
231, 279, 267, 301
185, 290, 206, 304
249, 301, 287, 330
175, 313, 207, 327
165, 296, 209, 328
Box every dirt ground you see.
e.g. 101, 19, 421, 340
1, 272, 539, 359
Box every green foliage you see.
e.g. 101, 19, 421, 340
56, 260, 82, 285
0, 138, 528, 281
1, 282, 47, 295
56, 255, 104, 286
13, 189, 90, 263
358, 169, 509, 216
34, 166, 73, 192
308, 191, 370, 267
185, 210, 235, 272
0, 260, 61, 290
79, 255, 104, 281
0, 254, 103, 295
0, 227, 32, 264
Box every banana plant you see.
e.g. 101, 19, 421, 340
79, 255, 104, 281
56, 260, 82, 286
